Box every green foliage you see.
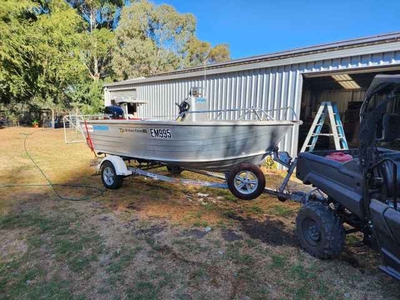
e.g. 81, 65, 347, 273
0, 0, 85, 114
67, 79, 105, 114
112, 0, 231, 80
184, 37, 230, 68
0, 0, 230, 115
265, 156, 278, 169
67, 0, 124, 30
80, 28, 115, 80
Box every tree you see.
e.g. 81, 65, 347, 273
32, 1, 86, 108
67, 0, 123, 81
184, 37, 230, 68
111, 0, 230, 80
208, 44, 230, 64
0, 0, 231, 119
0, 0, 85, 114
67, 0, 123, 30
112, 0, 194, 79
0, 0, 37, 107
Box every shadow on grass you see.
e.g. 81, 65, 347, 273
224, 211, 297, 247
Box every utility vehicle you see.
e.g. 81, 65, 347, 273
296, 74, 400, 280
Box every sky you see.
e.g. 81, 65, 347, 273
153, 0, 400, 59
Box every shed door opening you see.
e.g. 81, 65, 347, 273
300, 70, 400, 151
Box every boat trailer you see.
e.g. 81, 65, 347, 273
94, 148, 313, 203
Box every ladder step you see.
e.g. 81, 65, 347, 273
311, 133, 333, 137
301, 101, 348, 153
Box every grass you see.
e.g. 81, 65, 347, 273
172, 237, 208, 255
245, 205, 264, 216
226, 242, 254, 265
271, 254, 287, 269
0, 207, 105, 298
0, 128, 399, 300
267, 204, 296, 217
126, 281, 160, 300
107, 247, 142, 274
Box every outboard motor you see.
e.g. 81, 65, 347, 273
176, 87, 209, 122
104, 106, 124, 119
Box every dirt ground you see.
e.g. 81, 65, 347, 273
0, 127, 399, 300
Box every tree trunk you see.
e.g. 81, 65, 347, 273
93, 55, 99, 81
90, 7, 100, 81
51, 108, 55, 130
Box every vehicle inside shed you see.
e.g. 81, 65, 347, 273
299, 70, 400, 152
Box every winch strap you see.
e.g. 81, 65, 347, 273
83, 120, 95, 153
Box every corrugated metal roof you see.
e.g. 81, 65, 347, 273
105, 31, 400, 88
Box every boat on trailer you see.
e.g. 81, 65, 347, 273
81, 88, 302, 200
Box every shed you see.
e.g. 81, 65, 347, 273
104, 32, 400, 158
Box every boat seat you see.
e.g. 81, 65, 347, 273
378, 114, 400, 198
382, 113, 400, 142
380, 156, 400, 198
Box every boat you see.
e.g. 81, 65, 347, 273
80, 89, 300, 173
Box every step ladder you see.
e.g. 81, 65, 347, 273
300, 102, 349, 153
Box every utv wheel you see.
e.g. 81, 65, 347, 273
101, 161, 123, 190
227, 163, 266, 200
296, 201, 345, 259
167, 165, 183, 175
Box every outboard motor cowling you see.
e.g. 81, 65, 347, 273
104, 106, 124, 119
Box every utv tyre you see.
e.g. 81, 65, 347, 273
227, 163, 266, 200
101, 161, 123, 190
296, 201, 345, 259
167, 165, 183, 175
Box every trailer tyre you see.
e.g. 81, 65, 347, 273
227, 163, 266, 200
167, 165, 183, 175
296, 201, 345, 259
101, 161, 123, 190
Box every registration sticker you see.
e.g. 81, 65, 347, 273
93, 125, 109, 131
195, 97, 207, 103
150, 128, 172, 139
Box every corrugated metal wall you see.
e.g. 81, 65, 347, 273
134, 67, 303, 156
106, 50, 400, 158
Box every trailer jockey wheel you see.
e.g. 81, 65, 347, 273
296, 201, 345, 259
166, 165, 183, 175
101, 161, 123, 190
227, 163, 266, 200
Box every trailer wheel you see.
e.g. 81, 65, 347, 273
227, 163, 266, 200
167, 165, 183, 175
101, 161, 123, 190
296, 201, 345, 259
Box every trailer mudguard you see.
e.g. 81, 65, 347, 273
97, 155, 132, 176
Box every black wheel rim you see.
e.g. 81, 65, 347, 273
302, 218, 321, 247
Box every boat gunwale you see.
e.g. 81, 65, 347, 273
80, 119, 299, 127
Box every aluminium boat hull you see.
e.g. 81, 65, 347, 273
81, 119, 295, 172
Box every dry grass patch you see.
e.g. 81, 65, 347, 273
0, 127, 399, 299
